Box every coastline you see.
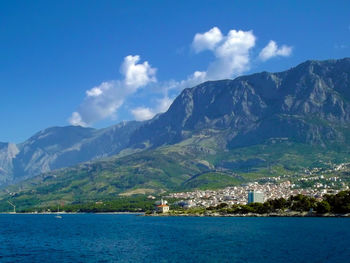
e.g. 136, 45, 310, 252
0, 212, 144, 215
145, 211, 350, 217
1, 211, 349, 217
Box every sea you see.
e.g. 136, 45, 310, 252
0, 214, 349, 263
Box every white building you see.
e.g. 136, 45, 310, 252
156, 199, 170, 213
248, 190, 265, 204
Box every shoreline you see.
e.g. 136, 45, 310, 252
145, 212, 350, 217
1, 211, 349, 217
0, 212, 144, 215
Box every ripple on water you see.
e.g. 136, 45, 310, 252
0, 215, 350, 262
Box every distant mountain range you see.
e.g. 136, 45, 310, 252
0, 121, 142, 185
1, 58, 350, 198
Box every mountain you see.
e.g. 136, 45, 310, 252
0, 143, 19, 184
0, 121, 142, 185
1, 58, 350, 208
131, 58, 350, 149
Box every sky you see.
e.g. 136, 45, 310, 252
0, 0, 349, 143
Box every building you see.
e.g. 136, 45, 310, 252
156, 199, 170, 213
248, 190, 264, 204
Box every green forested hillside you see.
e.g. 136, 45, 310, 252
2, 139, 350, 211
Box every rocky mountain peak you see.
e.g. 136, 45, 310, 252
130, 58, 350, 148
0, 58, 349, 185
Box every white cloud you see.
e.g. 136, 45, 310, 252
207, 29, 256, 79
192, 27, 223, 53
156, 96, 173, 113
69, 112, 87, 127
131, 107, 155, 121
69, 55, 156, 126
259, 40, 292, 61
69, 27, 293, 126
173, 71, 207, 92
145, 28, 257, 102
70, 81, 124, 126
130, 95, 174, 121
166, 28, 291, 101
121, 55, 157, 90
190, 27, 256, 82
86, 87, 103, 97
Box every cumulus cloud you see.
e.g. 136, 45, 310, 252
131, 107, 155, 121
192, 27, 223, 53
86, 87, 103, 97
69, 27, 293, 126
168, 71, 207, 93
140, 27, 258, 106
206, 29, 256, 79
69, 112, 87, 127
259, 40, 292, 61
157, 96, 173, 113
165, 28, 292, 102
121, 55, 157, 90
69, 81, 124, 126
188, 27, 256, 84
69, 55, 156, 126
131, 95, 173, 121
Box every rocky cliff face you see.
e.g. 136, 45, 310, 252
0, 58, 349, 185
131, 58, 350, 148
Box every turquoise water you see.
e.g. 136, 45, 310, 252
0, 214, 349, 262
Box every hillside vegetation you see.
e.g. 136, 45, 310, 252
1, 58, 350, 210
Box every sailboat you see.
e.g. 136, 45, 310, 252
55, 204, 62, 219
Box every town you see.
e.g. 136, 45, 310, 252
165, 180, 349, 209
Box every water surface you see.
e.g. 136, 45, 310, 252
0, 214, 349, 262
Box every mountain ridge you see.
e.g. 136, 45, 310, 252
1, 57, 350, 186
1, 121, 143, 185
130, 57, 350, 149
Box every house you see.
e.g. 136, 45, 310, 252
156, 199, 170, 213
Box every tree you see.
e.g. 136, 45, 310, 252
216, 203, 228, 209
268, 197, 287, 210
290, 195, 316, 212
248, 202, 270, 214
324, 191, 350, 213
315, 201, 331, 214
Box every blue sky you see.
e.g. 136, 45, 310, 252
1, 0, 349, 142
